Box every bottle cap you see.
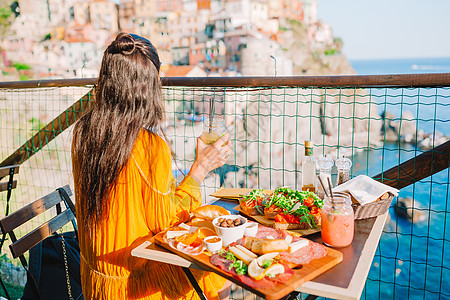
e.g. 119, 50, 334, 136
305, 140, 314, 148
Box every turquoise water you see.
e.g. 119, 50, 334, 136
350, 57, 450, 75
350, 58, 450, 299
351, 57, 450, 136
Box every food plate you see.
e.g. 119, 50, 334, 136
234, 205, 321, 236
154, 224, 342, 300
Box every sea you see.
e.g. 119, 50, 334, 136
349, 57, 450, 299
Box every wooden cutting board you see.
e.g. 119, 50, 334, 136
234, 205, 321, 236
153, 230, 343, 300
210, 187, 273, 200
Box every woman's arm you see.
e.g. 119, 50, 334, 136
143, 133, 231, 231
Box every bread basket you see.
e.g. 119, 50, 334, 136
351, 192, 395, 220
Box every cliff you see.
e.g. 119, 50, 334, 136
284, 20, 356, 76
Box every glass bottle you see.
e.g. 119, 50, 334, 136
201, 117, 227, 145
302, 140, 316, 193
317, 155, 334, 199
321, 192, 354, 248
335, 155, 352, 186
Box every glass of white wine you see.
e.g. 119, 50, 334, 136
201, 117, 227, 145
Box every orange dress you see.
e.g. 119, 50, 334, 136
72, 130, 226, 299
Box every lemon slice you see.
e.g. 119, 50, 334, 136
256, 252, 279, 268
263, 263, 285, 278
248, 259, 266, 280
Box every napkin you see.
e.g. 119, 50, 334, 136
333, 175, 399, 206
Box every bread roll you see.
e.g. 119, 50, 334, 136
189, 219, 215, 231
240, 204, 260, 216
380, 192, 390, 200
243, 236, 260, 250
273, 222, 309, 230
251, 239, 289, 255
264, 207, 282, 220
192, 205, 229, 220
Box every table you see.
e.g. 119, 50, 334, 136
132, 199, 388, 300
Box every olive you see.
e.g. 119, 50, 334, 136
218, 218, 225, 223
234, 219, 241, 226
226, 219, 233, 225
220, 222, 228, 227
229, 224, 235, 227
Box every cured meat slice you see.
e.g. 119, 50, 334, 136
210, 252, 229, 268
311, 241, 328, 259
168, 239, 204, 255
278, 239, 327, 265
255, 225, 301, 242
256, 225, 284, 239
267, 264, 294, 283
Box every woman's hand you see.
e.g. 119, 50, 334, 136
188, 134, 232, 185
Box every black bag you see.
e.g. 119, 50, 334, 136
21, 231, 83, 300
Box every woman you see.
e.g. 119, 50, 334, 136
72, 33, 232, 299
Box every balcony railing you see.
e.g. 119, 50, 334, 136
0, 74, 449, 299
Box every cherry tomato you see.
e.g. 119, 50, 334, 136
303, 197, 314, 207
256, 197, 263, 206
286, 214, 301, 224
275, 214, 287, 223
310, 205, 318, 214
243, 201, 255, 208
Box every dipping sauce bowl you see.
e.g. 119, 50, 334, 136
245, 222, 258, 237
204, 236, 223, 253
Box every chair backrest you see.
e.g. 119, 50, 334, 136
0, 165, 20, 299
0, 184, 76, 259
0, 165, 19, 193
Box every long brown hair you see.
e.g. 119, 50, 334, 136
72, 33, 164, 231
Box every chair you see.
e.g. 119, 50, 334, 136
0, 165, 20, 228
0, 165, 19, 299
0, 184, 78, 300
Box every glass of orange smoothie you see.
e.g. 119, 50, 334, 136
321, 192, 354, 248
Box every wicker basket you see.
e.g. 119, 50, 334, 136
351, 193, 395, 220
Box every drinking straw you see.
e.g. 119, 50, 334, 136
209, 97, 214, 133
327, 177, 334, 199
317, 175, 329, 198
327, 177, 336, 210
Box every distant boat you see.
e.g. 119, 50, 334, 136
411, 64, 450, 70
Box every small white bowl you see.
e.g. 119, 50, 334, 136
212, 215, 248, 246
245, 222, 258, 237
204, 236, 223, 253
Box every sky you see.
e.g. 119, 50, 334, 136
317, 0, 450, 60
